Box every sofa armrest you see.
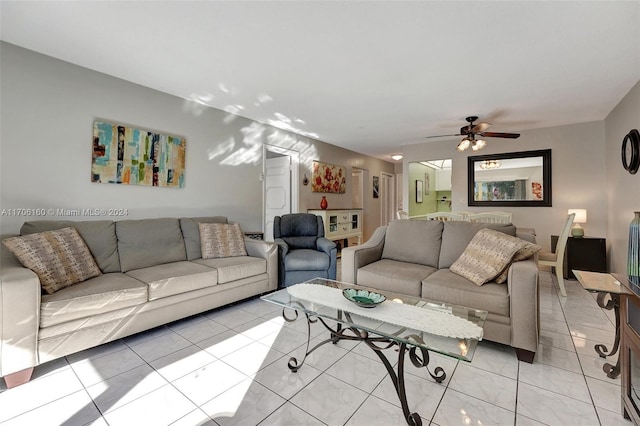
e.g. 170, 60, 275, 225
244, 239, 278, 291
273, 238, 289, 257
317, 237, 338, 280
507, 258, 539, 353
341, 226, 387, 284
316, 237, 336, 255
0, 244, 41, 378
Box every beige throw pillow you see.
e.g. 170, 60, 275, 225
494, 240, 542, 284
199, 223, 247, 259
3, 227, 101, 294
450, 228, 524, 286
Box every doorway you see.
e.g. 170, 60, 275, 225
352, 168, 364, 209
263, 145, 299, 241
380, 172, 394, 226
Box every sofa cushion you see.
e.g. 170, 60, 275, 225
199, 223, 248, 259
382, 220, 443, 267
40, 273, 147, 327
194, 256, 267, 284
494, 240, 542, 284
116, 218, 187, 272
439, 221, 517, 269
358, 259, 437, 297
422, 269, 510, 317
450, 228, 523, 286
282, 249, 330, 271
3, 227, 102, 294
126, 261, 218, 300
180, 216, 228, 260
21, 220, 120, 273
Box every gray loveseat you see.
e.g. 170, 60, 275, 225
0, 216, 277, 387
341, 220, 539, 362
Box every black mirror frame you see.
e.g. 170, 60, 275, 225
467, 149, 552, 207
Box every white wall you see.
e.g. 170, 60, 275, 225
402, 120, 607, 253
0, 43, 394, 239
605, 80, 640, 273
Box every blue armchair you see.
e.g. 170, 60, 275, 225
273, 213, 337, 288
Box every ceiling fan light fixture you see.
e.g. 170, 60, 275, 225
472, 139, 487, 151
457, 138, 471, 151
479, 159, 501, 170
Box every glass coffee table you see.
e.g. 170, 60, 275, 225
261, 278, 487, 426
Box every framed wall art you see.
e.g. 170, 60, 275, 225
312, 161, 346, 193
92, 121, 186, 188
416, 180, 423, 203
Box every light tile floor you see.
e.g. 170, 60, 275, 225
0, 271, 633, 425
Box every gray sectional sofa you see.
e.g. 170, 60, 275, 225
0, 216, 277, 387
341, 219, 540, 362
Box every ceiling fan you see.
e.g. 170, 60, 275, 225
425, 116, 520, 152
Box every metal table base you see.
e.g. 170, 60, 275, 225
283, 307, 445, 426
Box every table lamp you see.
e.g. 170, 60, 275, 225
568, 209, 587, 237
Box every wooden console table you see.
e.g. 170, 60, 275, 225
307, 209, 363, 246
618, 274, 640, 423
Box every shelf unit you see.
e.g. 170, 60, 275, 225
308, 209, 363, 245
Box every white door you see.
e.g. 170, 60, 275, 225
265, 155, 291, 241
380, 172, 394, 226
352, 168, 364, 209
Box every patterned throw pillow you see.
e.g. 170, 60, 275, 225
3, 227, 101, 294
199, 223, 248, 259
494, 240, 542, 284
450, 228, 524, 286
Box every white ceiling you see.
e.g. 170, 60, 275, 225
2, 1, 639, 160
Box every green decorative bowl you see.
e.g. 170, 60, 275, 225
342, 288, 386, 308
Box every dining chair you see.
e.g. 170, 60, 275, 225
423, 212, 467, 221
467, 211, 513, 224
538, 213, 575, 297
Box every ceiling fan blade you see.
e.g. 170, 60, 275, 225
479, 132, 520, 139
471, 122, 491, 133
424, 133, 462, 139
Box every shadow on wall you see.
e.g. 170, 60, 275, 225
186, 86, 319, 167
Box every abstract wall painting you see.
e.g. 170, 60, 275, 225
92, 121, 186, 188
311, 161, 346, 193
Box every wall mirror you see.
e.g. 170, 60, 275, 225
467, 149, 551, 207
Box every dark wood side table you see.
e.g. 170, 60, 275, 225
574, 270, 631, 380
617, 274, 640, 423
551, 235, 607, 279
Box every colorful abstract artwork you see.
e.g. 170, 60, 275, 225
312, 161, 346, 193
92, 121, 185, 188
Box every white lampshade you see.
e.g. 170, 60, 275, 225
568, 209, 587, 223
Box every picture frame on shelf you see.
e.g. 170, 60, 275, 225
373, 176, 379, 198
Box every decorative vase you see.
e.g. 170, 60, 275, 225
628, 211, 640, 279
320, 196, 328, 210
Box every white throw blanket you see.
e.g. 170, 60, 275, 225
287, 283, 483, 340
